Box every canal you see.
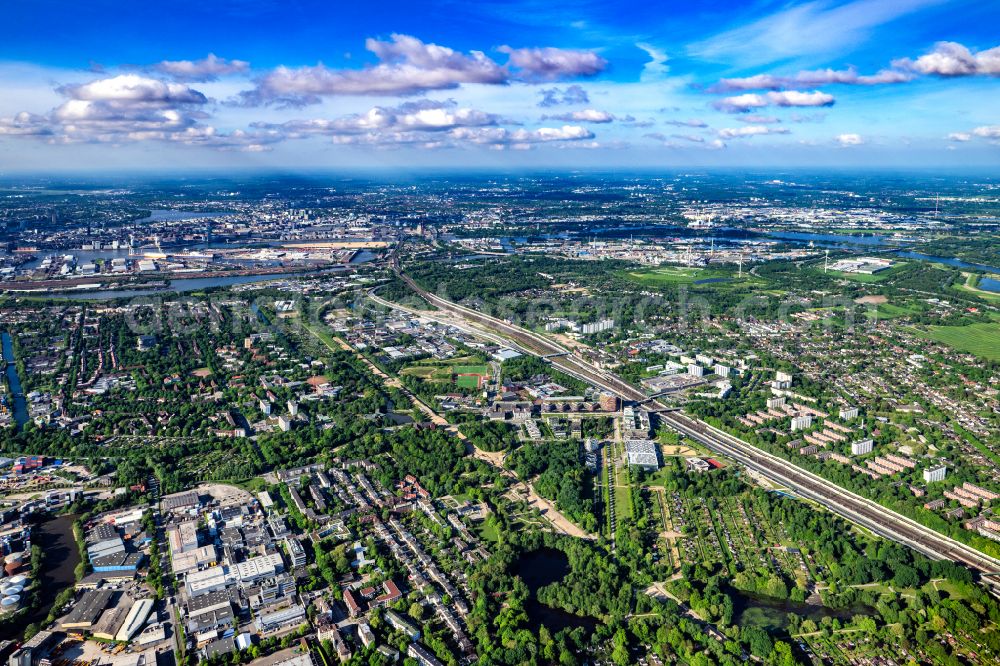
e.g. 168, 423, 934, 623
4, 514, 80, 641
1, 331, 28, 428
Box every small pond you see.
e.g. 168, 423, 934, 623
728, 586, 873, 631
513, 547, 599, 633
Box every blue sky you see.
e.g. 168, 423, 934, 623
1, 0, 998, 169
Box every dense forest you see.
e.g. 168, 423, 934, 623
508, 440, 598, 533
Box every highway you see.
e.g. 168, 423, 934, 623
390, 263, 1000, 587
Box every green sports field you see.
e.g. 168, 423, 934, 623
400, 356, 489, 388
455, 374, 484, 389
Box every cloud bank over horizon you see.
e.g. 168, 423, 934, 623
1, 0, 999, 168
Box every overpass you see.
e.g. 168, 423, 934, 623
389, 263, 1000, 589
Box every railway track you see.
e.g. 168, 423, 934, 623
660, 412, 1000, 582
393, 264, 1000, 587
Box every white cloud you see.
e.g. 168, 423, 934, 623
973, 125, 1000, 138
537, 85, 589, 107
663, 118, 709, 128
689, 0, 947, 66
713, 93, 768, 112
710, 67, 912, 92
240, 35, 606, 106
0, 73, 278, 151
253, 101, 501, 138
248, 97, 594, 151
645, 132, 727, 150
241, 34, 507, 106
895, 42, 1000, 77
15, 74, 210, 143
636, 43, 669, 82
713, 90, 835, 113
947, 132, 971, 142
769, 90, 836, 107
718, 125, 790, 139
0, 112, 54, 137
498, 45, 607, 80
789, 112, 828, 123
707, 40, 998, 97
152, 54, 250, 82
836, 133, 864, 146
58, 74, 207, 104
542, 108, 614, 123
620, 115, 655, 127
448, 124, 594, 149
739, 114, 781, 124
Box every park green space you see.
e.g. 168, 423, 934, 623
619, 265, 753, 286
916, 321, 1000, 360
861, 301, 925, 320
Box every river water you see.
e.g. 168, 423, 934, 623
763, 234, 1000, 277
893, 251, 1000, 276
766, 231, 898, 248
5, 514, 80, 641
1, 331, 28, 428
136, 209, 228, 223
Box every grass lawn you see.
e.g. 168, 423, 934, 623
916, 322, 1000, 360
620, 265, 733, 286
476, 521, 500, 543
400, 365, 439, 379
862, 302, 925, 319
455, 374, 483, 389
453, 364, 489, 374
614, 485, 633, 520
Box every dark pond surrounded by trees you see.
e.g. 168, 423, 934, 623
728, 586, 872, 631
513, 547, 599, 633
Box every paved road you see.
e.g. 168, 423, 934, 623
391, 263, 1000, 588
